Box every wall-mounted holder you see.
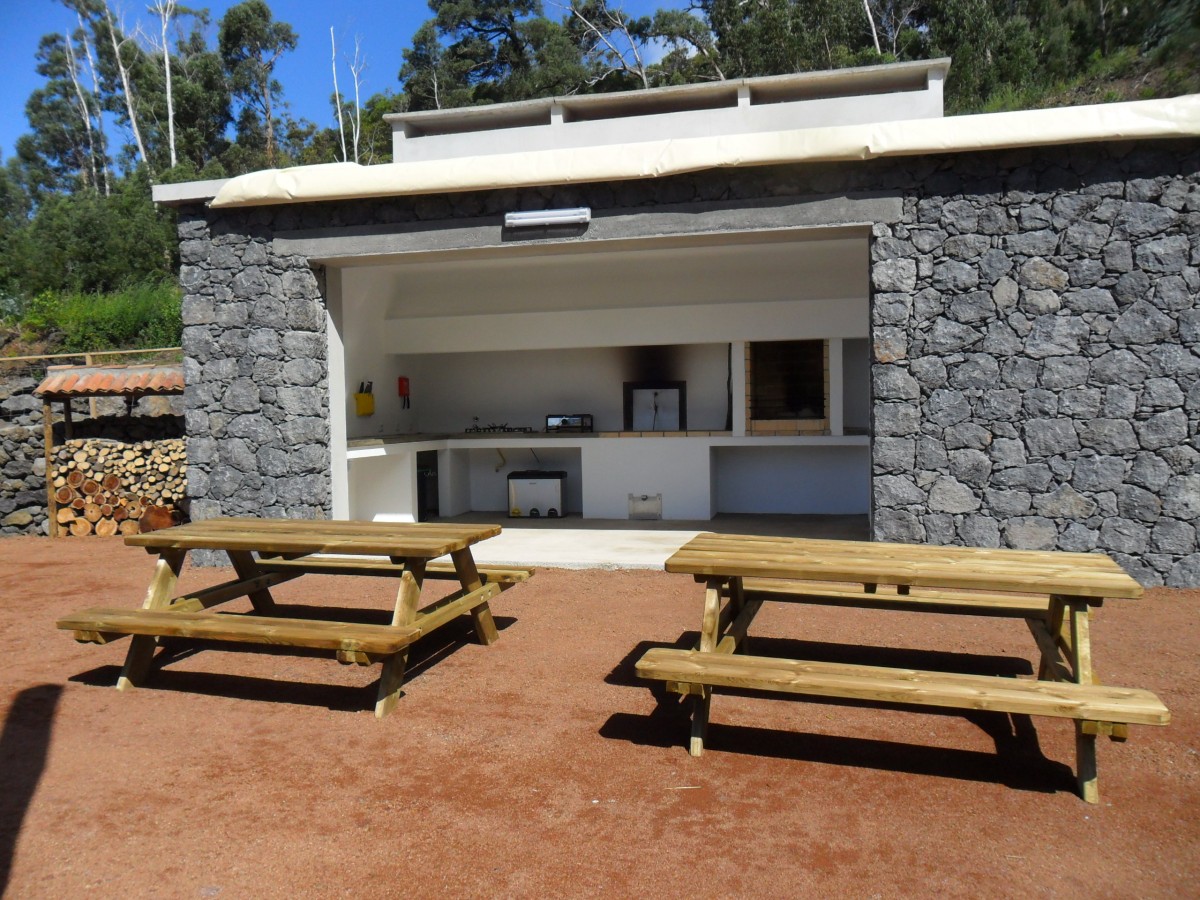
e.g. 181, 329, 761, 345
629, 493, 662, 520
354, 392, 375, 416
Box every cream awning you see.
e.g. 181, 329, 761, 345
211, 95, 1200, 209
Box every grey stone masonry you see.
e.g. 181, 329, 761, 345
871, 140, 1200, 586
177, 137, 1199, 583
176, 207, 331, 538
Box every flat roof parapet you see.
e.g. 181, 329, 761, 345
386, 59, 949, 162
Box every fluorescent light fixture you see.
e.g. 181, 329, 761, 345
504, 207, 591, 228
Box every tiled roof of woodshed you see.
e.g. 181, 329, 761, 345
34, 364, 185, 398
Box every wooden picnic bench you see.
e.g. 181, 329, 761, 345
635, 533, 1170, 803
57, 518, 533, 717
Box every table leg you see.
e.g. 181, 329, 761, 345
227, 550, 277, 614
729, 577, 748, 654
117, 549, 186, 691
375, 557, 426, 719
689, 578, 724, 757
452, 548, 499, 645
1067, 596, 1100, 804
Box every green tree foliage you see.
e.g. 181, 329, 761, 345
3, 0, 1196, 353
700, 0, 881, 77
218, 0, 299, 167
5, 169, 174, 297
21, 32, 108, 197
400, 19, 476, 110
401, 0, 588, 108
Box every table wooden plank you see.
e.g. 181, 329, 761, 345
674, 533, 1132, 573
146, 517, 500, 539
124, 517, 502, 558
673, 536, 1131, 578
665, 534, 1140, 599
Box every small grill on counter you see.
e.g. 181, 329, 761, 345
545, 414, 593, 433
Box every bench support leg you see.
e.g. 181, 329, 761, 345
375, 654, 407, 719
689, 690, 710, 757
117, 549, 186, 691
375, 562, 426, 719
729, 578, 749, 654
687, 580, 725, 755
453, 548, 499, 645
228, 551, 277, 614
1076, 723, 1099, 804
1064, 595, 1101, 803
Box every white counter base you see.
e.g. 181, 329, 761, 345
345, 434, 870, 523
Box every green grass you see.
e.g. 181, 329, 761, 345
15, 281, 182, 353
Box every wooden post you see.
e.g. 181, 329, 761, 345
84, 353, 98, 419
43, 399, 59, 538
63, 398, 74, 442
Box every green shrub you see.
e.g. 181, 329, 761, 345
18, 281, 182, 352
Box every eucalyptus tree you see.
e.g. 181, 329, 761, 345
218, 0, 298, 167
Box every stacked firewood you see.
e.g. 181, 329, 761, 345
50, 438, 186, 536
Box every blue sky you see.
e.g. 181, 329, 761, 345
1, 0, 686, 165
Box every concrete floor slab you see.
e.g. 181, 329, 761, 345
430, 513, 869, 569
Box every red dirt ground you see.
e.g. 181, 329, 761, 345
1, 535, 1197, 898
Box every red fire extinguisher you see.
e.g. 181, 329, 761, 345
398, 376, 410, 408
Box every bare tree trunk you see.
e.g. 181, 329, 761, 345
151, 0, 178, 169
350, 35, 365, 164
75, 16, 111, 195
331, 27, 348, 162
862, 0, 882, 54
565, 2, 650, 90
263, 78, 275, 166
104, 2, 150, 172
63, 33, 100, 193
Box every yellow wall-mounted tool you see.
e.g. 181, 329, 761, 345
354, 380, 375, 416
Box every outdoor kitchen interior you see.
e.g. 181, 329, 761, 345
327, 226, 873, 524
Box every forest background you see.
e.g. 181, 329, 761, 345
0, 0, 1197, 356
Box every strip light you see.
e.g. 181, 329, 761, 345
504, 207, 592, 228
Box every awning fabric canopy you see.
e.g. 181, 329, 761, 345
211, 95, 1200, 209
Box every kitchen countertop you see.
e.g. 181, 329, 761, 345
348, 431, 601, 449
345, 429, 872, 450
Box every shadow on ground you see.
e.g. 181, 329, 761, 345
67, 609, 517, 714
602, 637, 1073, 796
0, 684, 62, 895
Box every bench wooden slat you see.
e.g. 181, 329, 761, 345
740, 578, 1051, 617
57, 607, 420, 655
636, 648, 1170, 726
254, 556, 534, 584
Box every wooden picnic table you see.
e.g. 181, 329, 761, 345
58, 517, 533, 717
636, 533, 1169, 803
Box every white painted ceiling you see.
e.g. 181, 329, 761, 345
339, 230, 868, 320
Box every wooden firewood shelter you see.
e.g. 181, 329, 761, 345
35, 363, 185, 537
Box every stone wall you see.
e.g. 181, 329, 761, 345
179, 137, 1199, 582
870, 141, 1200, 586
176, 211, 330, 530
0, 373, 48, 534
